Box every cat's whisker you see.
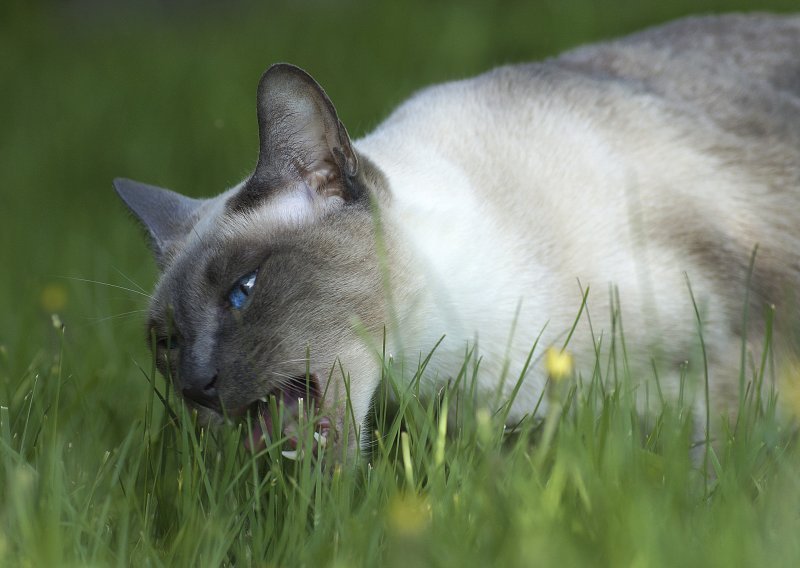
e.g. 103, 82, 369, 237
62, 276, 154, 299
85, 309, 149, 324
249, 333, 294, 366
269, 358, 313, 367
112, 266, 149, 295
267, 370, 301, 382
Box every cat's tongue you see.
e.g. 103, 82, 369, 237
244, 390, 330, 459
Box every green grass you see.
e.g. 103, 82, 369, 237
3, 314, 799, 566
2, 1, 800, 565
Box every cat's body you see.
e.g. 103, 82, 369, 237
117, 14, 800, 456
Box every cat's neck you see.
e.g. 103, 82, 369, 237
354, 134, 557, 389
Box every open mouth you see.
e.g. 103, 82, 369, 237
243, 372, 331, 459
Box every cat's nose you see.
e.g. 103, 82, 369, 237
182, 374, 220, 411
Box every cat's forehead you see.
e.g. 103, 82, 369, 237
150, 185, 327, 305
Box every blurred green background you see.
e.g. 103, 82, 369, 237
1, 0, 796, 445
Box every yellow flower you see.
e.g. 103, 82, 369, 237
387, 493, 431, 537
545, 347, 573, 381
40, 283, 67, 313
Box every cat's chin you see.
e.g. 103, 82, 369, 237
242, 373, 331, 460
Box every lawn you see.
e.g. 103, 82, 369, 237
2, 1, 799, 565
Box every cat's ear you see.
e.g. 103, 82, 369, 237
250, 63, 358, 199
114, 178, 204, 265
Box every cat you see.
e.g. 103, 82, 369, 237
115, 14, 800, 459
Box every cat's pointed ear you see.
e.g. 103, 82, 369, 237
251, 63, 358, 198
114, 178, 204, 265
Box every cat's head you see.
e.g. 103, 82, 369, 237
115, 64, 389, 459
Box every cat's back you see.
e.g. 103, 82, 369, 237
362, 13, 800, 235
555, 14, 800, 165
366, 14, 800, 160
359, 13, 800, 353
558, 13, 800, 101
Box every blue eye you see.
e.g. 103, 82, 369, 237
228, 271, 258, 310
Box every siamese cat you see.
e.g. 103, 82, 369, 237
115, 14, 800, 459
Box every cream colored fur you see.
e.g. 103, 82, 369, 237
351, 14, 800, 429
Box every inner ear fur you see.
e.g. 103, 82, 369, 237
252, 63, 358, 200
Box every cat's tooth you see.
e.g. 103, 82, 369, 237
314, 431, 327, 448
281, 449, 300, 460
259, 397, 268, 403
